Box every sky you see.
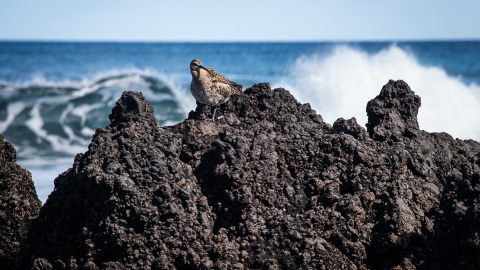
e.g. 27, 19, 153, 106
1, 0, 479, 41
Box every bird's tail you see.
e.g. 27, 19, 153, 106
231, 82, 243, 93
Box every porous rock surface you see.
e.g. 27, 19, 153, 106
20, 80, 480, 269
0, 134, 42, 269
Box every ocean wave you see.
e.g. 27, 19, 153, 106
0, 69, 195, 110
0, 69, 194, 160
276, 45, 480, 141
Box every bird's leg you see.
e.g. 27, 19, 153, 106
211, 105, 218, 122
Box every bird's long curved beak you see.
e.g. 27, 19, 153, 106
200, 65, 212, 77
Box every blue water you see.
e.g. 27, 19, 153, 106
1, 41, 480, 203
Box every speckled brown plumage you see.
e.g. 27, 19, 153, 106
190, 59, 242, 120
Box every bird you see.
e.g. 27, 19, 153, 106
190, 59, 242, 121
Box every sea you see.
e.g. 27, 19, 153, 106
1, 41, 480, 203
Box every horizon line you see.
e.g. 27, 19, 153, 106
1, 38, 480, 43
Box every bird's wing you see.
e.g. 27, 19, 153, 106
229, 81, 243, 94
215, 82, 242, 96
206, 67, 242, 94
206, 67, 230, 84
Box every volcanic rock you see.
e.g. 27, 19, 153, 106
17, 80, 480, 269
0, 135, 41, 269
366, 80, 421, 141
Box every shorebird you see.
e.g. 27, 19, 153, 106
190, 59, 242, 121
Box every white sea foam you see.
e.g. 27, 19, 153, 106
2, 68, 193, 106
69, 69, 196, 115
276, 45, 480, 141
0, 102, 26, 133
25, 102, 86, 156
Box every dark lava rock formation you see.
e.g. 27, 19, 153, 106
13, 80, 480, 269
0, 135, 41, 269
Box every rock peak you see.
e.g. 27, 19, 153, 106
366, 79, 421, 141
108, 91, 157, 128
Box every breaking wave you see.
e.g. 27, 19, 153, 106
0, 69, 193, 159
277, 45, 480, 141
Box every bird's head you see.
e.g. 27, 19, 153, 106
190, 59, 212, 77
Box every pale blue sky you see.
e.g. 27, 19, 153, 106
1, 0, 479, 41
